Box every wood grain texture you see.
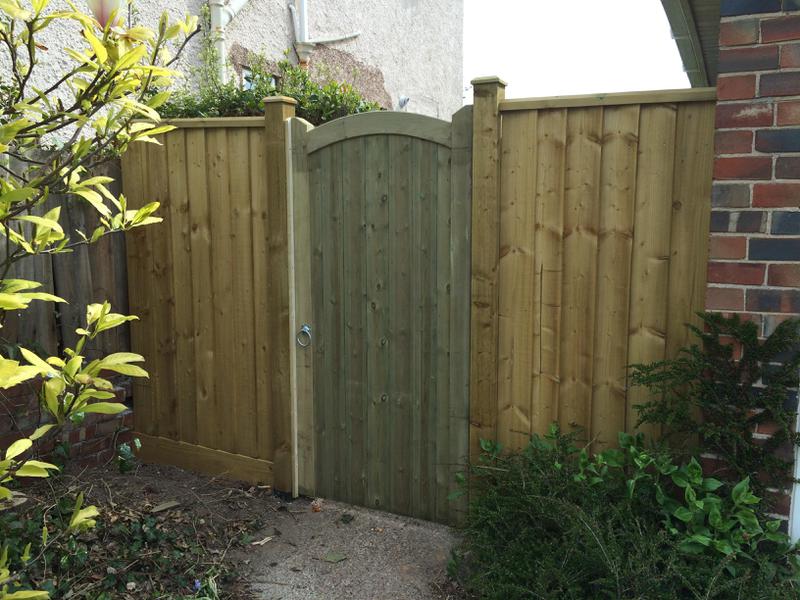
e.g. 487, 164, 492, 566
165, 130, 197, 445
305, 111, 452, 153
490, 97, 714, 452
122, 141, 156, 437
531, 109, 567, 436
500, 88, 716, 112
626, 105, 678, 436
469, 79, 505, 461
287, 119, 315, 496
591, 105, 640, 452
264, 99, 296, 492
558, 107, 602, 437
497, 110, 537, 449
138, 434, 272, 484
185, 129, 216, 449
228, 128, 258, 458
448, 106, 473, 523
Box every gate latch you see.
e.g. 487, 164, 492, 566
296, 324, 312, 348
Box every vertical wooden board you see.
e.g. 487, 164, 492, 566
341, 137, 367, 505
310, 149, 331, 497
666, 102, 714, 361
591, 105, 640, 451
531, 109, 567, 436
122, 142, 156, 435
627, 104, 678, 435
449, 106, 473, 523
207, 128, 236, 450
558, 107, 603, 437
185, 129, 216, 449
52, 198, 94, 355
314, 145, 344, 499
330, 143, 347, 501
147, 138, 178, 440
497, 110, 537, 451
364, 135, 391, 511
165, 129, 197, 446
434, 143, 453, 522
410, 139, 437, 521
388, 135, 412, 516
264, 107, 294, 491
469, 84, 504, 461
288, 120, 316, 495
249, 128, 273, 460
228, 128, 258, 458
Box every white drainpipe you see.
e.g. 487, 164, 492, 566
288, 0, 360, 67
209, 0, 249, 84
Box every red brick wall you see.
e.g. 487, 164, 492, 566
710, 0, 800, 518
710, 1, 800, 335
0, 379, 134, 466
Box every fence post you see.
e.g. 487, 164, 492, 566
469, 76, 506, 463
264, 96, 297, 492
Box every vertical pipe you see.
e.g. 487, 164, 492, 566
298, 0, 309, 42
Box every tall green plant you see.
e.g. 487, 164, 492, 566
0, 0, 195, 596
631, 313, 800, 498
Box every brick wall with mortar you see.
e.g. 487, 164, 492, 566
709, 0, 800, 519
0, 379, 134, 466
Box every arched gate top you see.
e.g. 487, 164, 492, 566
304, 110, 452, 154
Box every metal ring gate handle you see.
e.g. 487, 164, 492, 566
296, 324, 312, 348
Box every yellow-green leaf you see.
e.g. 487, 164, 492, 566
4, 589, 50, 599
83, 27, 107, 63
0, 0, 32, 20
6, 438, 32, 460
20, 347, 53, 375
0, 187, 37, 204
0, 359, 39, 389
0, 292, 30, 311
81, 402, 127, 415
30, 424, 55, 441
15, 463, 51, 478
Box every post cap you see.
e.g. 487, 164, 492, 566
470, 76, 507, 87
264, 95, 299, 105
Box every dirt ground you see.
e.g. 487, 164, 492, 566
234, 496, 459, 600
50, 462, 463, 599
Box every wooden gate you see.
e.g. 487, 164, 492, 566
287, 110, 473, 523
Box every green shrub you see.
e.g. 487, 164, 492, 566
455, 428, 800, 600
159, 58, 381, 125
630, 313, 800, 498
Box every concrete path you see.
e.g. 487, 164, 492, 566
236, 496, 458, 600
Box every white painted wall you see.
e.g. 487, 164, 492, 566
24, 0, 464, 120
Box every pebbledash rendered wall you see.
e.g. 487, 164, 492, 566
707, 0, 800, 533
35, 0, 463, 119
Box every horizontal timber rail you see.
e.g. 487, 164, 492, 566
499, 87, 717, 111
161, 116, 265, 128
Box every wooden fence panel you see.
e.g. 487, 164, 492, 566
122, 115, 287, 485
477, 87, 716, 453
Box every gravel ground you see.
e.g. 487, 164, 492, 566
235, 496, 461, 600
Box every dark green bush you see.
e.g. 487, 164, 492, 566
455, 428, 800, 600
159, 58, 381, 125
631, 313, 800, 498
